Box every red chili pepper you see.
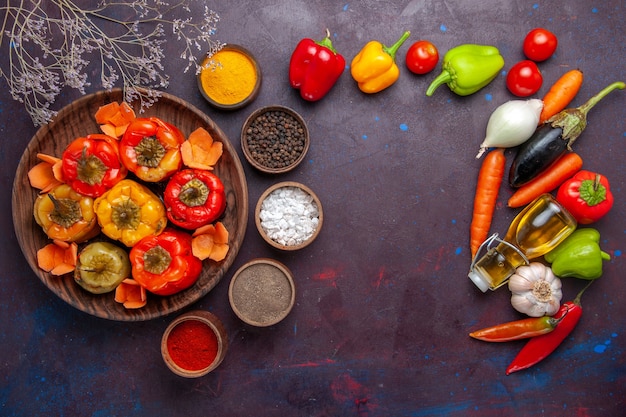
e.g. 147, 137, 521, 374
119, 117, 184, 182
129, 228, 202, 296
289, 29, 346, 101
61, 134, 127, 197
163, 168, 226, 230
505, 282, 592, 375
469, 315, 562, 342
556, 170, 614, 224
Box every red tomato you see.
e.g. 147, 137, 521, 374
405, 40, 439, 75
506, 60, 543, 97
523, 28, 558, 61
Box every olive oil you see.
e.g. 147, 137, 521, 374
468, 194, 577, 292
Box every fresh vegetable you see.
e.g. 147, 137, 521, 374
74, 241, 131, 294
289, 29, 346, 101
426, 44, 504, 96
180, 127, 223, 170
114, 278, 147, 309
523, 28, 558, 62
470, 315, 561, 342
544, 228, 610, 280
475, 99, 543, 158
37, 240, 78, 276
119, 117, 185, 182
507, 152, 583, 208
129, 228, 203, 296
506, 60, 543, 97
95, 101, 136, 138
405, 40, 439, 75
164, 169, 227, 230
469, 148, 505, 258
33, 184, 100, 243
509, 81, 625, 187
506, 282, 591, 375
539, 69, 584, 124
556, 170, 613, 224
192, 221, 230, 261
508, 262, 562, 317
61, 134, 127, 198
94, 179, 167, 247
350, 31, 411, 94
28, 153, 63, 193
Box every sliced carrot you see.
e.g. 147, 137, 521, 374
181, 127, 223, 170
119, 102, 136, 123
37, 241, 77, 275
114, 279, 147, 309
470, 148, 506, 258
28, 153, 64, 192
507, 153, 583, 208
191, 221, 229, 261
539, 69, 583, 124
95, 102, 120, 124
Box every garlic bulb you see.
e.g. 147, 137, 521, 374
508, 262, 562, 317
475, 99, 544, 158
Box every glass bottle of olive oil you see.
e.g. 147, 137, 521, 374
468, 193, 577, 292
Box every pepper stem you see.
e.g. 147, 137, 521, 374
426, 71, 452, 96
317, 29, 338, 54
573, 280, 594, 306
383, 31, 411, 60
549, 81, 625, 147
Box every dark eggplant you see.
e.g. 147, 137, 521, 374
509, 81, 625, 188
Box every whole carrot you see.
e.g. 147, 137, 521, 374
539, 69, 583, 124
507, 152, 583, 208
469, 315, 561, 342
470, 148, 506, 258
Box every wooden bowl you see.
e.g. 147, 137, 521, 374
240, 106, 310, 174
161, 310, 228, 377
255, 181, 323, 251
197, 44, 262, 111
228, 258, 295, 327
12, 89, 248, 321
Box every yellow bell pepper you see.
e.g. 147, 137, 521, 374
94, 179, 167, 247
33, 184, 99, 243
350, 31, 410, 94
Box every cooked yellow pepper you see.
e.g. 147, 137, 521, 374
350, 31, 410, 94
33, 184, 99, 243
94, 179, 167, 247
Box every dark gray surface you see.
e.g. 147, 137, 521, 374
1, 1, 625, 416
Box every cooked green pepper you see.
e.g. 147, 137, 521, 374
426, 44, 504, 96
544, 228, 611, 280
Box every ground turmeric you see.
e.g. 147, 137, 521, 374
199, 47, 258, 106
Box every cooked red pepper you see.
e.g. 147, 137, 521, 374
289, 29, 346, 101
163, 169, 226, 230
129, 228, 202, 296
556, 170, 614, 224
469, 316, 562, 342
61, 134, 127, 197
506, 283, 591, 375
119, 117, 184, 182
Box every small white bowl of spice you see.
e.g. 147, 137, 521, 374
255, 181, 323, 251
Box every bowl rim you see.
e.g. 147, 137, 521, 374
161, 310, 228, 377
255, 181, 323, 251
228, 258, 296, 327
197, 44, 262, 111
240, 105, 310, 174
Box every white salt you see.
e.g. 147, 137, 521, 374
259, 186, 319, 246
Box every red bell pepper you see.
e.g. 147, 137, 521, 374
556, 170, 614, 224
163, 169, 226, 230
129, 228, 202, 296
289, 29, 345, 101
119, 117, 184, 182
61, 134, 127, 197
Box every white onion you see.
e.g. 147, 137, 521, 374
475, 99, 544, 158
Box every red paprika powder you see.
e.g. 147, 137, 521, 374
166, 319, 218, 371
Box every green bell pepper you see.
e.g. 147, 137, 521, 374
544, 228, 611, 280
426, 44, 504, 97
